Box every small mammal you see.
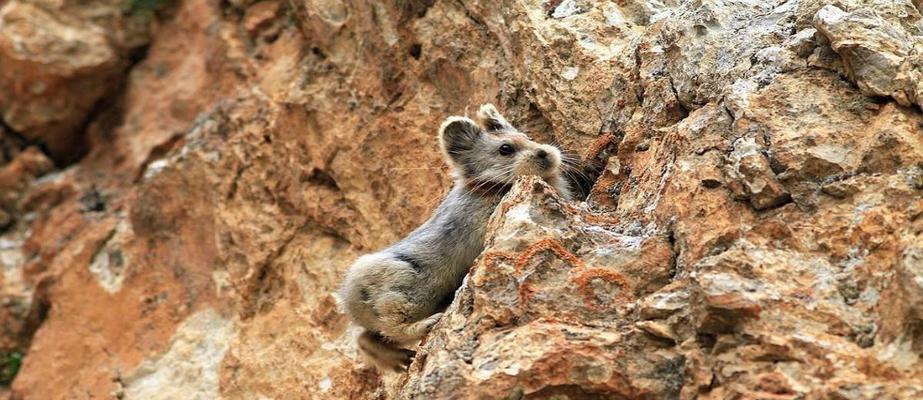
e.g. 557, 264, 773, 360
339, 104, 571, 371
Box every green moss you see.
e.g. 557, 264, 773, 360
0, 351, 22, 386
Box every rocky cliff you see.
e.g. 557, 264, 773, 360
0, 0, 921, 399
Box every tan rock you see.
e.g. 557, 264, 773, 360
723, 136, 791, 210
0, 0, 151, 163
0, 1, 117, 162
0, 0, 920, 399
399, 178, 680, 398
0, 147, 53, 211
814, 5, 923, 110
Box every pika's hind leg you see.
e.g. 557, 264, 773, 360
342, 254, 444, 344
374, 291, 444, 343
357, 330, 416, 372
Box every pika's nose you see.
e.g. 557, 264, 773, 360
535, 149, 548, 159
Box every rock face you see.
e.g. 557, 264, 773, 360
0, 0, 921, 399
400, 177, 681, 398
0, 0, 151, 163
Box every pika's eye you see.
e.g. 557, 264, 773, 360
498, 144, 515, 156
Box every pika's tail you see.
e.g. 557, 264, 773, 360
357, 330, 416, 372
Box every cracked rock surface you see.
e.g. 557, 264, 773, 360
0, 0, 921, 399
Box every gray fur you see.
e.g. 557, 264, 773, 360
476, 102, 515, 132
339, 104, 571, 372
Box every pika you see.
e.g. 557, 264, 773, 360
339, 104, 571, 371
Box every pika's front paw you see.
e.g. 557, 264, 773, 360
422, 312, 444, 331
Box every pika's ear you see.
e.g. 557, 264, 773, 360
476, 103, 514, 132
439, 117, 482, 161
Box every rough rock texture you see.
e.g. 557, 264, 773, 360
401, 177, 680, 399
0, 0, 152, 163
0, 0, 921, 399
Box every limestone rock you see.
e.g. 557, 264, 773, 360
0, 0, 920, 399
814, 4, 923, 109
723, 137, 791, 210
0, 147, 53, 213
400, 177, 678, 399
0, 0, 152, 163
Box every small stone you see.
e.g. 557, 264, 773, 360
636, 320, 678, 342
243, 0, 281, 34
723, 137, 791, 210
821, 181, 860, 198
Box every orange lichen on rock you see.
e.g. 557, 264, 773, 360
513, 237, 585, 273
571, 268, 633, 310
